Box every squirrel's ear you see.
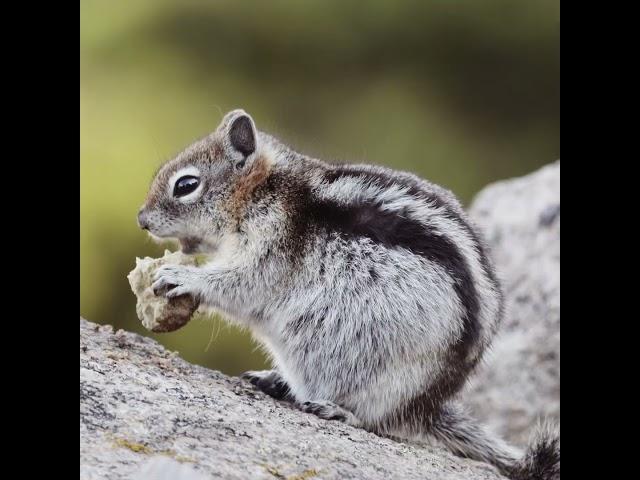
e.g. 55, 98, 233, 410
229, 114, 256, 157
220, 109, 257, 164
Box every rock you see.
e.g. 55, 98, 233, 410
80, 318, 505, 480
464, 161, 560, 446
132, 457, 212, 480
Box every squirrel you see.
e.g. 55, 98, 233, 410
138, 109, 559, 480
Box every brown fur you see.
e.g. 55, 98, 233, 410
211, 142, 225, 159
228, 155, 272, 226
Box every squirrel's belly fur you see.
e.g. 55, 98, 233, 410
142, 110, 560, 480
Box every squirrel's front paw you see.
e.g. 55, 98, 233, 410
152, 265, 201, 299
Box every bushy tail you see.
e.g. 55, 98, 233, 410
507, 421, 560, 480
430, 403, 559, 480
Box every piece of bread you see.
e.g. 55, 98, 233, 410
127, 250, 200, 333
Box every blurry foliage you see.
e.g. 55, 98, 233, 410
80, 0, 559, 375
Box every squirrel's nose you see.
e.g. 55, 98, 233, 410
137, 209, 150, 230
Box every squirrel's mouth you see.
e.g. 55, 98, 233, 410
179, 237, 201, 254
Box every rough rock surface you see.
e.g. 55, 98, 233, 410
79, 161, 559, 479
80, 319, 505, 480
464, 161, 560, 445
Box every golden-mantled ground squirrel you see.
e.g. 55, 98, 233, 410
138, 110, 559, 480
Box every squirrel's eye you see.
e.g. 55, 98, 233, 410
173, 176, 200, 197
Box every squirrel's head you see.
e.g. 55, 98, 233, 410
137, 109, 273, 254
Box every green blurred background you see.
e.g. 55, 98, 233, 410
80, 0, 559, 376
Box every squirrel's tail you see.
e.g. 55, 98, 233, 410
430, 403, 559, 480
